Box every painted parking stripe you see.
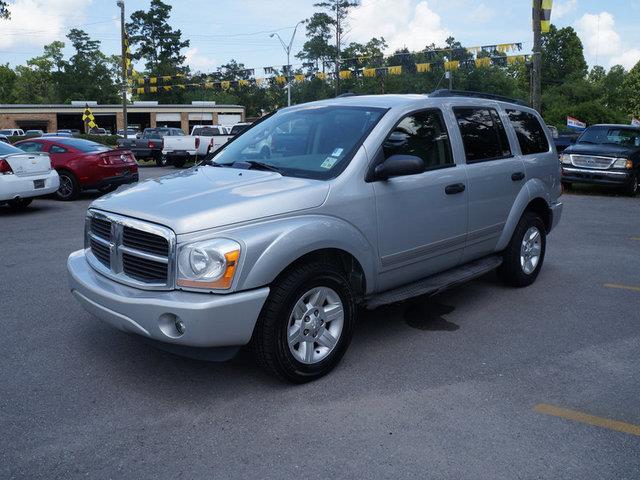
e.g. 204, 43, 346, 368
604, 283, 640, 293
534, 404, 640, 437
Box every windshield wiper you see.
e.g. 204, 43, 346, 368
235, 160, 284, 174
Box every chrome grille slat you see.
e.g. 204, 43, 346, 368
85, 210, 175, 290
570, 155, 615, 170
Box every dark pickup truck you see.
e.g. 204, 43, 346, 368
116, 127, 184, 166
560, 124, 640, 196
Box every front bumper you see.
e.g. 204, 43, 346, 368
562, 166, 632, 186
67, 250, 270, 348
0, 170, 59, 201
549, 201, 563, 232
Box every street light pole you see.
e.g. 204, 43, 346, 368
270, 20, 305, 107
117, 0, 128, 139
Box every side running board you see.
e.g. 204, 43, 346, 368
364, 255, 503, 310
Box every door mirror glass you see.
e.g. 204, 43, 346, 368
375, 154, 424, 180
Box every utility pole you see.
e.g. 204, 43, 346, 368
335, 0, 341, 96
117, 0, 128, 139
532, 0, 542, 112
270, 20, 305, 107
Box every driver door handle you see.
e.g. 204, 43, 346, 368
445, 183, 466, 195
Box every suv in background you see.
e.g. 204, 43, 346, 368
0, 128, 25, 137
68, 92, 562, 382
560, 124, 640, 196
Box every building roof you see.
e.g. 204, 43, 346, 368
0, 103, 244, 112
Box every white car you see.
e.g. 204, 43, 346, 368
0, 128, 25, 137
0, 141, 59, 209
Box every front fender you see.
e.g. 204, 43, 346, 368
229, 215, 377, 294
495, 179, 549, 251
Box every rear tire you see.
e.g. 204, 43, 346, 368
252, 260, 356, 383
55, 171, 80, 201
155, 155, 168, 167
625, 174, 638, 197
7, 198, 33, 209
498, 212, 546, 288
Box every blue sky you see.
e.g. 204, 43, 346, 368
1, 0, 638, 71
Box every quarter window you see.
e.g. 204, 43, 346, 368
453, 107, 512, 162
383, 109, 454, 170
506, 109, 549, 155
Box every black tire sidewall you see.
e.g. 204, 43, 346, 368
258, 263, 355, 382
627, 174, 638, 197
500, 213, 547, 287
56, 171, 79, 201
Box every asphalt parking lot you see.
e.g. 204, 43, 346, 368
1, 165, 639, 479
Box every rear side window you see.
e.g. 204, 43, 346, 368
50, 145, 68, 153
453, 107, 512, 162
383, 109, 453, 170
506, 110, 549, 155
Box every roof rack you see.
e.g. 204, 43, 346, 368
429, 89, 528, 106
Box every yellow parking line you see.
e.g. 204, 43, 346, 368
604, 283, 640, 293
534, 403, 640, 437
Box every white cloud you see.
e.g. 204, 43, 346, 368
347, 0, 450, 52
553, 0, 577, 19
184, 47, 217, 72
0, 0, 92, 50
471, 3, 495, 23
575, 11, 639, 69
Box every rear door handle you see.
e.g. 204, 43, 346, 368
445, 183, 466, 195
511, 172, 525, 181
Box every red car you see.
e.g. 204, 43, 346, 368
14, 137, 138, 200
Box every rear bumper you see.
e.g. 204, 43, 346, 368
86, 170, 138, 190
67, 250, 270, 348
162, 150, 197, 158
562, 166, 632, 186
0, 170, 59, 201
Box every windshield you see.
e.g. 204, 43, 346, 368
0, 129, 14, 135
578, 126, 640, 147
0, 141, 23, 155
54, 138, 111, 152
211, 106, 386, 179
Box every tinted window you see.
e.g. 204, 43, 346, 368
143, 128, 170, 139
578, 126, 640, 147
212, 106, 386, 180
192, 127, 219, 136
454, 107, 512, 162
53, 138, 110, 152
383, 109, 453, 170
17, 142, 44, 152
506, 110, 549, 155
230, 124, 249, 135
0, 141, 23, 155
50, 145, 68, 153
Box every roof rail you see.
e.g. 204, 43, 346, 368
429, 89, 528, 106
336, 92, 359, 98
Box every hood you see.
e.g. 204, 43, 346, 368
564, 142, 640, 157
90, 166, 330, 234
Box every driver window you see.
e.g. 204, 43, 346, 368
383, 109, 454, 170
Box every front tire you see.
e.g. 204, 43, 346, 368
498, 212, 546, 287
173, 158, 186, 168
155, 155, 168, 167
7, 198, 33, 209
253, 260, 356, 383
625, 174, 638, 197
55, 171, 80, 201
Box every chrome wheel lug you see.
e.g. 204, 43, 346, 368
303, 329, 309, 335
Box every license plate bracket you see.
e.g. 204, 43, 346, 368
33, 179, 45, 189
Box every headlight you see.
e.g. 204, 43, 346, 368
177, 238, 240, 290
560, 154, 572, 165
612, 157, 633, 169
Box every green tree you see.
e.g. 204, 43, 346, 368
127, 0, 190, 102
541, 25, 588, 87
623, 61, 640, 117
0, 1, 9, 19
0, 64, 16, 103
296, 12, 337, 71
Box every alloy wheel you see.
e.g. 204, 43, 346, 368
520, 226, 542, 275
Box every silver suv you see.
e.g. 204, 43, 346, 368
68, 92, 563, 382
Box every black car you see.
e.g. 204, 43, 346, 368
553, 133, 579, 154
560, 124, 640, 196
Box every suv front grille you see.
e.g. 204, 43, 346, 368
86, 211, 175, 290
570, 155, 615, 170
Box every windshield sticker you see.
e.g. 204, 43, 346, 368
321, 157, 338, 169
331, 147, 344, 157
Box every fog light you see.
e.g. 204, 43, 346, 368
175, 319, 186, 335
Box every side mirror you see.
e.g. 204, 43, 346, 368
374, 154, 424, 180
